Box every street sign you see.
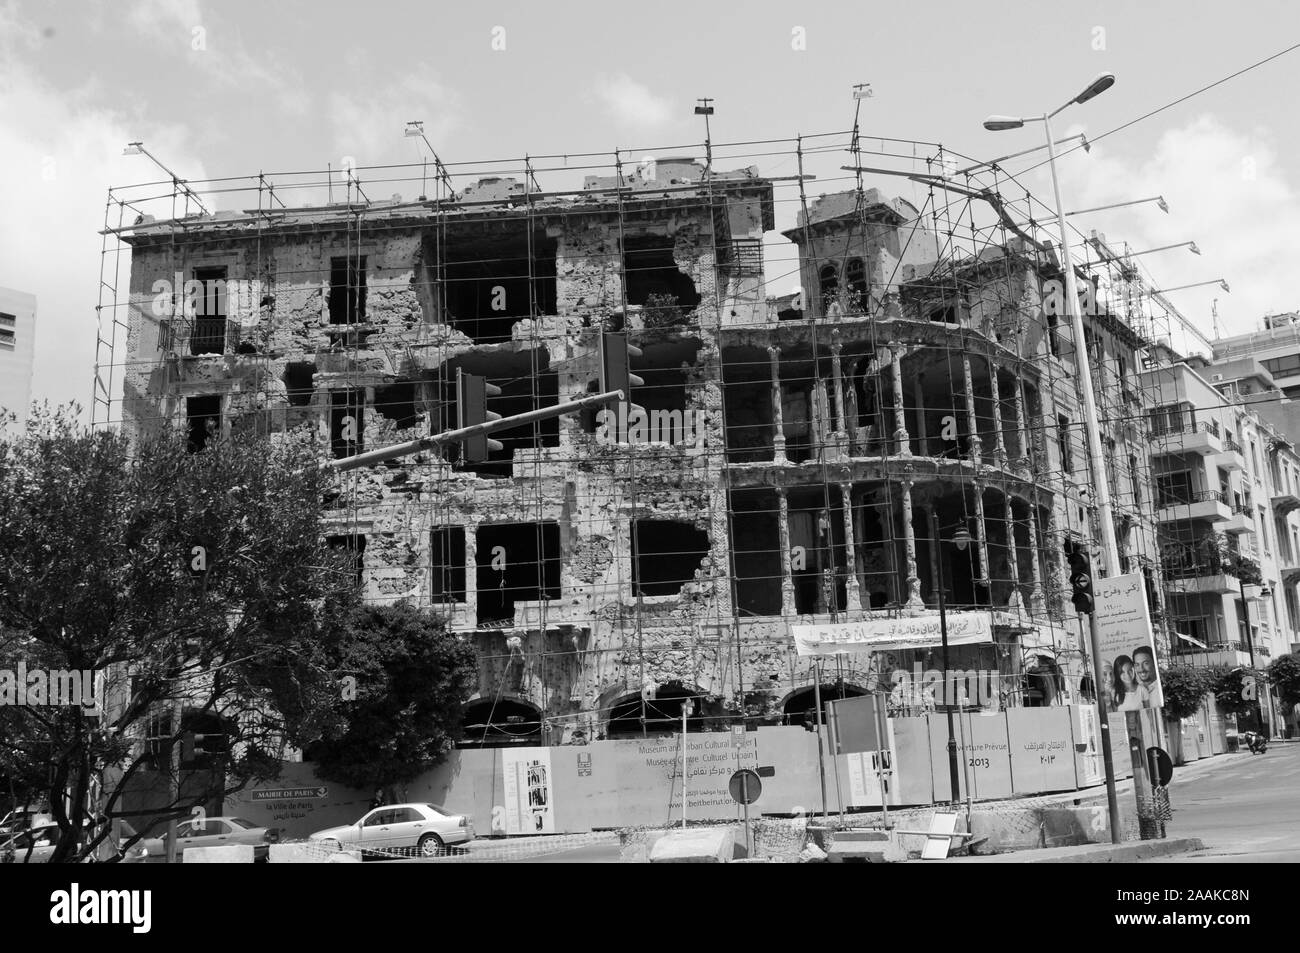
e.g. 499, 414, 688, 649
1147, 746, 1173, 787
728, 768, 761, 805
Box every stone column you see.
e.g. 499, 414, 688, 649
1004, 492, 1023, 609
1014, 378, 1033, 471
831, 338, 847, 457
891, 349, 911, 457
914, 374, 929, 458
464, 523, 478, 625
844, 357, 860, 456
973, 481, 991, 586
925, 505, 941, 606
901, 477, 925, 608
1025, 492, 1047, 615
840, 482, 861, 611
777, 486, 796, 616
962, 354, 983, 465
769, 345, 786, 463
988, 359, 1008, 468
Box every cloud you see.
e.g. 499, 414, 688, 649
329, 68, 461, 175
1041, 115, 1300, 344
0, 4, 207, 416
124, 0, 309, 115
591, 73, 674, 127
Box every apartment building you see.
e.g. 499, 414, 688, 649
0, 287, 37, 423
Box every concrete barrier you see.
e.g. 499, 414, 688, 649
269, 843, 360, 864
649, 826, 745, 863
827, 829, 906, 863
183, 845, 255, 863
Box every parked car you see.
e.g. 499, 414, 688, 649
126, 816, 278, 863
308, 803, 474, 858
0, 823, 68, 863
114, 820, 166, 864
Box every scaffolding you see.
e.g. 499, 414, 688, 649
91, 115, 1213, 743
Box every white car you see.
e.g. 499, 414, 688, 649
308, 803, 474, 858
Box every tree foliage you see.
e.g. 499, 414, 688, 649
1206, 665, 1259, 718
1267, 653, 1300, 708
0, 406, 363, 860
1157, 664, 1212, 720
307, 602, 477, 793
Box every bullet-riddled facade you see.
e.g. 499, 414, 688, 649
117, 165, 1166, 745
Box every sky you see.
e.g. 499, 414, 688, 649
4, 0, 1300, 413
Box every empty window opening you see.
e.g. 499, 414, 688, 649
375, 380, 421, 430
327, 533, 366, 588
431, 526, 467, 603
441, 226, 557, 344
721, 347, 774, 463
328, 255, 367, 324
927, 304, 957, 324
623, 233, 700, 314
458, 698, 542, 748
448, 349, 557, 478
817, 265, 839, 314
1057, 415, 1073, 472
729, 489, 781, 616
331, 390, 365, 459
629, 338, 699, 444
783, 683, 866, 729
631, 520, 710, 597
475, 521, 561, 627
845, 258, 868, 311
328, 255, 369, 346
607, 683, 703, 738
284, 362, 315, 407
788, 490, 847, 614
186, 394, 221, 452
190, 266, 227, 355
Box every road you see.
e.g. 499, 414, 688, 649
1149, 742, 1300, 862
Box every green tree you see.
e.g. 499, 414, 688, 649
307, 602, 477, 794
1158, 664, 1212, 720
0, 406, 361, 861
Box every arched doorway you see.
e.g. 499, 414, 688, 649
606, 683, 705, 738
458, 698, 544, 748
782, 683, 867, 728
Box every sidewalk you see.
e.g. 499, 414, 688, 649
939, 838, 1204, 863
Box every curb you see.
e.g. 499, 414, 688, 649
943, 837, 1204, 863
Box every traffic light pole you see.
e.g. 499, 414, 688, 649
325, 389, 625, 473
1086, 611, 1122, 844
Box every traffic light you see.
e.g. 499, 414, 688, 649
456, 369, 503, 463
180, 731, 226, 764
181, 731, 195, 763
1066, 543, 1094, 614
598, 332, 644, 443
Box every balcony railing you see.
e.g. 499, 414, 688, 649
1161, 534, 1263, 584
1171, 638, 1249, 655
1150, 418, 1220, 439
1224, 433, 1243, 454
1158, 488, 1228, 509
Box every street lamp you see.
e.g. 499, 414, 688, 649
933, 523, 973, 804
984, 71, 1123, 844
1148, 278, 1231, 295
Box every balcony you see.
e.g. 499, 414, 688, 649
1162, 534, 1263, 595
1157, 488, 1232, 524
1170, 638, 1255, 668
1213, 500, 1255, 535
1209, 435, 1244, 472
1150, 419, 1223, 457
1271, 488, 1300, 518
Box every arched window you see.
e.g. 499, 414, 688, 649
818, 265, 839, 314
845, 258, 868, 312
782, 682, 867, 727
606, 683, 703, 737
458, 698, 544, 748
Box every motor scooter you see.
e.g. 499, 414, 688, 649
1241, 730, 1268, 754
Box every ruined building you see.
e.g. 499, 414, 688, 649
109, 147, 1169, 746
